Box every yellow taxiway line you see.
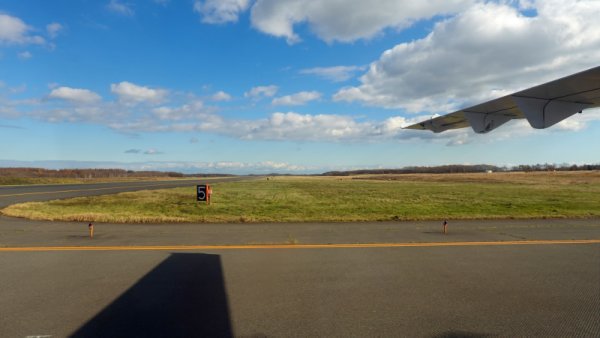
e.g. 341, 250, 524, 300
1, 239, 599, 252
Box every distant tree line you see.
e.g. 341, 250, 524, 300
512, 163, 600, 172
321, 163, 600, 176
1, 163, 598, 178
0, 168, 231, 178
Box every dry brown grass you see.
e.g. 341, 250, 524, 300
355, 171, 600, 185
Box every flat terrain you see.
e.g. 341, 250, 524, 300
4, 171, 599, 223
0, 220, 598, 337
0, 177, 598, 337
0, 176, 248, 209
1, 215, 600, 247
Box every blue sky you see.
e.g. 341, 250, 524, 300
1, 0, 599, 174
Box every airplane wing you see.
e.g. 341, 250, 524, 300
404, 66, 600, 133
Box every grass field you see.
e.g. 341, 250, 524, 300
2, 171, 600, 223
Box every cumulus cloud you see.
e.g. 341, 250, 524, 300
107, 0, 134, 16
244, 85, 278, 100
152, 101, 212, 121
334, 1, 600, 113
46, 23, 63, 39
144, 160, 309, 172
0, 13, 45, 45
219, 112, 464, 142
194, 0, 250, 24
111, 109, 436, 142
211, 90, 232, 101
249, 0, 471, 43
193, 1, 475, 43
111, 81, 168, 104
300, 65, 365, 82
48, 86, 102, 104
272, 91, 321, 106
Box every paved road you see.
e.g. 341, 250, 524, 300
1, 216, 600, 248
0, 241, 599, 337
0, 177, 250, 208
0, 179, 599, 337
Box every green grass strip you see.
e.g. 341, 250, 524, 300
2, 173, 600, 223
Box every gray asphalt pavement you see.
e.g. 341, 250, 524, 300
1, 216, 600, 248
0, 177, 249, 208
0, 179, 599, 337
1, 243, 598, 337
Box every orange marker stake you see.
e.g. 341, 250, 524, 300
207, 185, 212, 205
88, 223, 94, 239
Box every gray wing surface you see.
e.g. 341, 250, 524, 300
405, 66, 600, 133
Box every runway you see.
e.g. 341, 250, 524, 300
0, 180, 599, 337
0, 176, 248, 208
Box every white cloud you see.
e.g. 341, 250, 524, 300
36, 106, 108, 123
300, 65, 365, 82
152, 101, 210, 121
107, 0, 134, 16
111, 81, 168, 104
0, 13, 45, 45
244, 85, 278, 99
48, 86, 102, 104
234, 112, 369, 140
211, 90, 232, 101
194, 0, 250, 24
272, 91, 321, 106
46, 22, 63, 39
334, 1, 600, 114
17, 51, 32, 59
193, 1, 475, 44
249, 0, 472, 43
209, 112, 461, 142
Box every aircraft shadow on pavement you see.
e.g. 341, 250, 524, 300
71, 253, 232, 338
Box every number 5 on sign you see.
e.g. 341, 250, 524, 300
197, 185, 207, 202
197, 184, 211, 205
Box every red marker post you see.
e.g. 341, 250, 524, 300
207, 185, 212, 205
